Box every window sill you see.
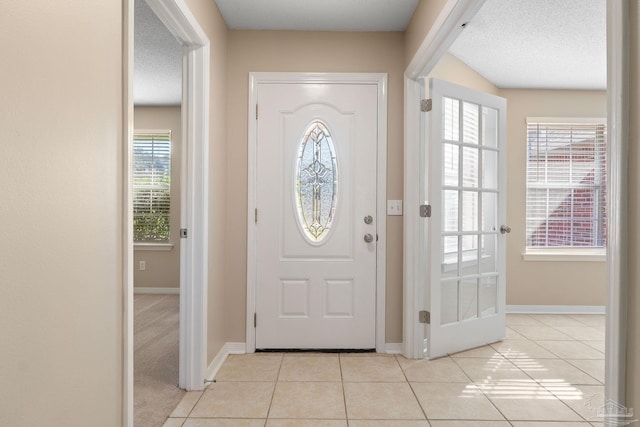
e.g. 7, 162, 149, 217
522, 248, 606, 262
134, 243, 174, 252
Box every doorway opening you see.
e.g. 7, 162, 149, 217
132, 0, 183, 423
124, 0, 210, 425
403, 0, 626, 413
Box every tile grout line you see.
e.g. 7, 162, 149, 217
506, 340, 589, 421
398, 353, 432, 423
182, 388, 207, 421
484, 320, 602, 424
449, 352, 513, 424
563, 358, 605, 384
459, 332, 586, 424
263, 353, 284, 423
176, 314, 604, 426
545, 317, 603, 343
339, 353, 350, 425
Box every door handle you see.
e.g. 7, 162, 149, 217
500, 225, 512, 234
364, 233, 374, 243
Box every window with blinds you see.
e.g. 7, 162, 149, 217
133, 132, 171, 242
525, 119, 606, 249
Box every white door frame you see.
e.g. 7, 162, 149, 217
402, 0, 487, 360
402, 0, 628, 411
123, 0, 210, 424
246, 72, 388, 354
604, 0, 629, 409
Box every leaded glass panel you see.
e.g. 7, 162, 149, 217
295, 121, 338, 243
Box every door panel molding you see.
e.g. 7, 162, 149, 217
247, 72, 387, 353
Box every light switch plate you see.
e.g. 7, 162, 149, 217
387, 200, 403, 216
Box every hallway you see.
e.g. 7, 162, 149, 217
162, 313, 605, 426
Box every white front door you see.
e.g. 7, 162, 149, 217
425, 79, 508, 358
254, 80, 379, 349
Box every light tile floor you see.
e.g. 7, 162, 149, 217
163, 314, 606, 427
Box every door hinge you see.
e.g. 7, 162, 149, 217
180, 228, 188, 238
255, 208, 258, 224
420, 204, 431, 218
419, 310, 430, 324
254, 312, 257, 328
420, 99, 432, 112
256, 104, 259, 120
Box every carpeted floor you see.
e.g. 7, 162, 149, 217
134, 294, 185, 427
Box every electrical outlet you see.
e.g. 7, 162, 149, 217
139, 260, 146, 271
387, 200, 403, 216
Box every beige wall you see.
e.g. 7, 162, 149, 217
427, 52, 499, 95
183, 0, 230, 364
133, 107, 181, 289
500, 89, 607, 306
226, 31, 406, 343
627, 0, 639, 417
404, 0, 449, 68
0, 1, 123, 426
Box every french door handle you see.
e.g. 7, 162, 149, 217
500, 225, 512, 234
364, 233, 374, 243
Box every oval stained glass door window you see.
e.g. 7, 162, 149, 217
295, 121, 338, 243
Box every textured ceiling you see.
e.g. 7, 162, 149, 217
134, 0, 182, 106
213, 0, 420, 31
133, 0, 607, 106
449, 0, 606, 90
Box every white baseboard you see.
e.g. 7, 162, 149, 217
506, 305, 605, 315
225, 342, 247, 354
206, 342, 246, 382
385, 343, 403, 354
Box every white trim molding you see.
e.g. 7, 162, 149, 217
403, 76, 426, 360
507, 305, 606, 315
406, 0, 486, 80
385, 343, 404, 355
403, 0, 486, 360
134, 287, 180, 295
178, 39, 210, 392
522, 248, 606, 262
144, 0, 210, 393
246, 72, 388, 354
206, 342, 247, 382
122, 1, 135, 425
605, 0, 629, 410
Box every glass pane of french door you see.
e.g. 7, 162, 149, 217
440, 97, 500, 325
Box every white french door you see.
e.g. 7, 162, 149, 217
253, 80, 380, 349
424, 79, 508, 359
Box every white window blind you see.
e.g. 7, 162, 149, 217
133, 132, 171, 242
525, 120, 606, 248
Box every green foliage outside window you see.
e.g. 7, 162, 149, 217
133, 132, 171, 242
